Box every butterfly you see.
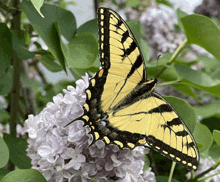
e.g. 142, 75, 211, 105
72, 7, 199, 171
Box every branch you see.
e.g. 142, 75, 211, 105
21, 61, 37, 116
0, 1, 17, 13
8, 0, 21, 171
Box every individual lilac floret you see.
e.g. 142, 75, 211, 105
23, 74, 156, 182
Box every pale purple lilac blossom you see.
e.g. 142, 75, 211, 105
23, 74, 156, 182
140, 7, 185, 56
139, 6, 212, 61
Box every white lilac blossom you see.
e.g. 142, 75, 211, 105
23, 74, 156, 182
186, 157, 220, 182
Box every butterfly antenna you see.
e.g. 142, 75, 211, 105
155, 54, 161, 79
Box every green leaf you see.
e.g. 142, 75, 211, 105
54, 22, 98, 70
156, 0, 173, 8
159, 65, 179, 81
35, 83, 55, 111
11, 31, 35, 60
30, 0, 44, 17
163, 96, 196, 132
175, 64, 220, 98
24, 30, 31, 46
65, 33, 98, 69
140, 39, 150, 62
196, 55, 220, 81
69, 68, 87, 80
0, 23, 12, 75
3, 134, 31, 169
0, 68, 13, 95
40, 55, 63, 72
21, 73, 41, 93
59, 0, 76, 9
213, 130, 220, 146
175, 64, 220, 86
90, 56, 100, 69
1, 169, 47, 182
127, 20, 150, 62
140, 23, 147, 39
0, 169, 10, 181
127, 20, 141, 45
54, 14, 76, 43
54, 80, 75, 94
181, 14, 220, 61
209, 143, 220, 162
0, 137, 9, 168
194, 100, 220, 118
210, 67, 220, 81
176, 9, 188, 32
172, 84, 198, 101
143, 155, 150, 171
147, 65, 179, 82
0, 109, 10, 122
126, 0, 141, 7
198, 84, 220, 98
21, 0, 77, 71
77, 19, 98, 38
193, 123, 213, 153
174, 56, 198, 67
146, 54, 180, 80
201, 116, 220, 134
197, 55, 220, 74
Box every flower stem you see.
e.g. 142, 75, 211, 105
198, 171, 220, 181
168, 162, 176, 182
155, 38, 188, 79
187, 159, 220, 182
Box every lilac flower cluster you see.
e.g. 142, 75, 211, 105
140, 7, 185, 57
139, 6, 212, 61
23, 74, 156, 182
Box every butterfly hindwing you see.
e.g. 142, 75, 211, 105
76, 7, 199, 171
143, 92, 199, 171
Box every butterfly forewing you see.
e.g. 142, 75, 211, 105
97, 8, 147, 112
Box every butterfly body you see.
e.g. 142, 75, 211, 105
74, 7, 199, 171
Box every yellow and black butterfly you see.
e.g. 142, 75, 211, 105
75, 7, 199, 171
